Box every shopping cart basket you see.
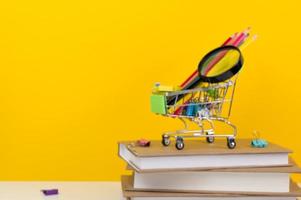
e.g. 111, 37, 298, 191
150, 79, 238, 150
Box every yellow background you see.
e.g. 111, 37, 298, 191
0, 0, 300, 181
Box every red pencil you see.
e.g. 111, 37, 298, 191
180, 70, 198, 87
180, 33, 237, 88
222, 33, 237, 46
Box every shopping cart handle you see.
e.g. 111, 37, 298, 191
153, 83, 181, 93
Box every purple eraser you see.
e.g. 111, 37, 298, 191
41, 189, 59, 196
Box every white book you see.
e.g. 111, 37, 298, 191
122, 176, 301, 200
119, 140, 291, 171
133, 171, 290, 192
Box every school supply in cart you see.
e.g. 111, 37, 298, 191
175, 27, 253, 94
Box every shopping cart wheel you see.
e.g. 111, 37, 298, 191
162, 135, 170, 146
227, 137, 236, 149
206, 132, 215, 143
175, 137, 184, 150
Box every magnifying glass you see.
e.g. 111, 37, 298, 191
198, 45, 243, 83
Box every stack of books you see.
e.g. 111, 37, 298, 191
118, 139, 301, 200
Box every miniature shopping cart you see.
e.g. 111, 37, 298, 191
150, 79, 238, 150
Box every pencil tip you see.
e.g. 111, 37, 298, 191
243, 27, 251, 34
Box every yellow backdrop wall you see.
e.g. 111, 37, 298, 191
0, 0, 300, 181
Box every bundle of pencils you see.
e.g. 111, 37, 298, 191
170, 27, 257, 115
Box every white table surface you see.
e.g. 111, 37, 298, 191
0, 182, 300, 200
0, 182, 124, 200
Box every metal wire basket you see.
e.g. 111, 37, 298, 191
150, 78, 238, 150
